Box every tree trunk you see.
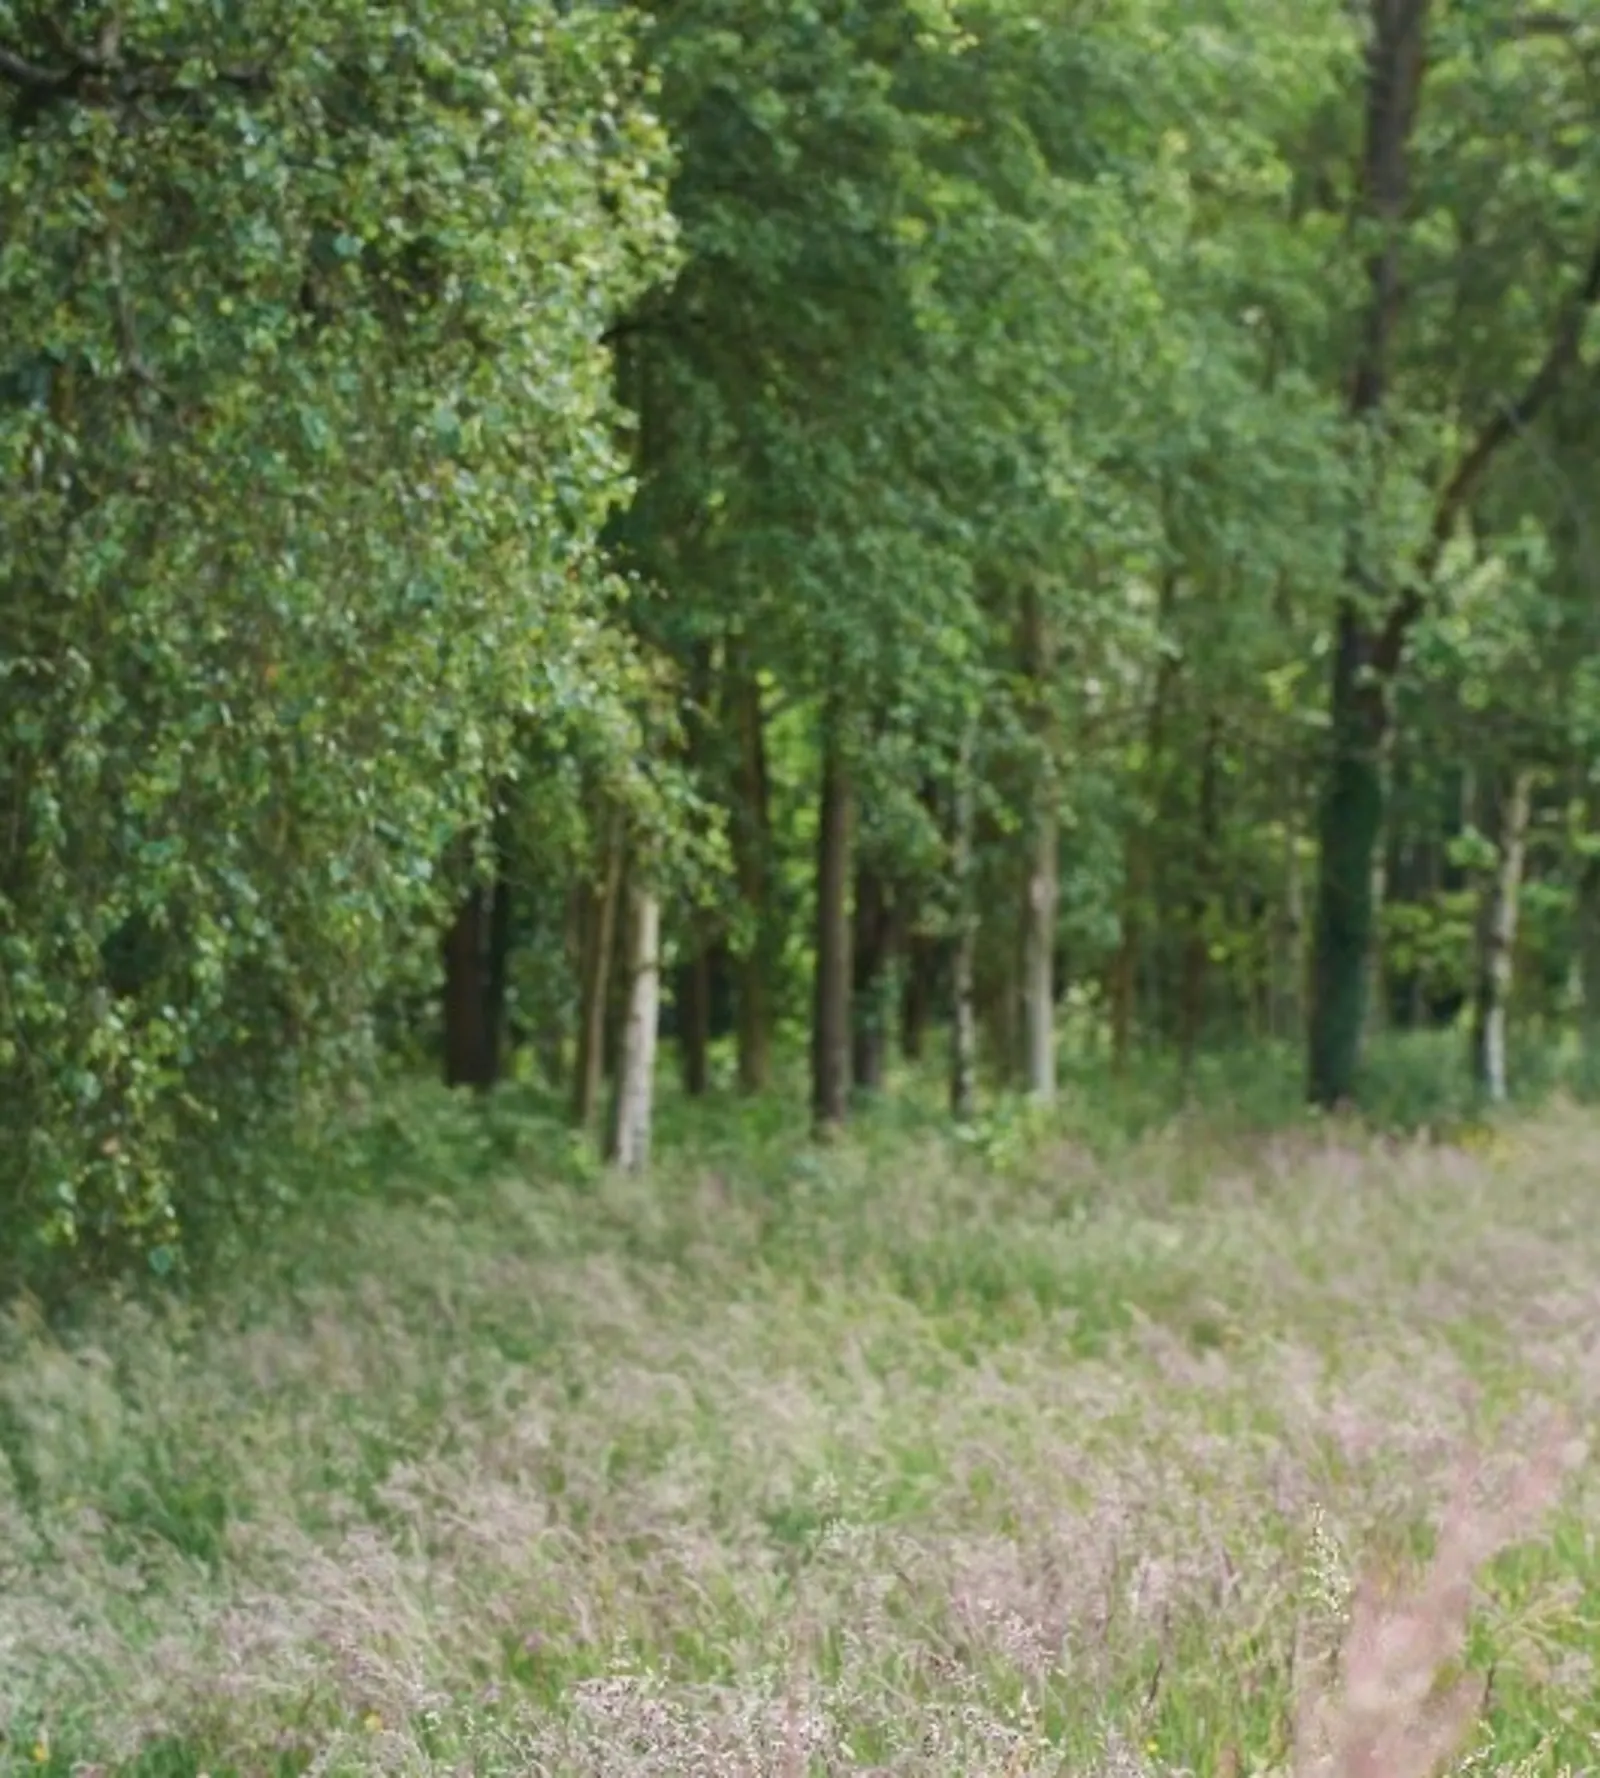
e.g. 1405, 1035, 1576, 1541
1020, 587, 1058, 1103
851, 859, 892, 1093
1272, 801, 1306, 1043
536, 885, 583, 1090
1308, 611, 1390, 1106
1112, 568, 1178, 1073
572, 813, 624, 1132
441, 883, 496, 1091
1471, 768, 1534, 1104
1178, 715, 1221, 1079
484, 818, 513, 1078
901, 930, 934, 1063
728, 649, 773, 1095
609, 880, 661, 1170
980, 921, 1022, 1087
1363, 832, 1389, 1039
812, 713, 852, 1133
1578, 843, 1600, 1088
1362, 735, 1395, 1045
1109, 857, 1140, 1075
950, 722, 978, 1122
678, 923, 711, 1097
1308, 0, 1430, 1107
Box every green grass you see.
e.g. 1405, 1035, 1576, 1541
2, 1065, 1598, 1776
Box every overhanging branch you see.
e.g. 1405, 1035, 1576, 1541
1373, 224, 1600, 671
0, 44, 76, 91
0, 35, 268, 107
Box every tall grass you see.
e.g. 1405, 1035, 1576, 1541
3, 1079, 1598, 1775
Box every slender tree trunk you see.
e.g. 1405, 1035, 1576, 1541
980, 925, 1022, 1086
1113, 569, 1179, 1072
950, 723, 978, 1122
609, 880, 661, 1170
1360, 728, 1398, 1045
1020, 586, 1058, 1103
442, 883, 495, 1090
1362, 824, 1389, 1043
728, 649, 773, 1094
572, 812, 624, 1132
812, 712, 852, 1133
1471, 768, 1534, 1103
678, 922, 711, 1097
851, 860, 892, 1093
901, 930, 934, 1063
675, 637, 716, 1100
602, 851, 632, 1087
1273, 801, 1306, 1044
1248, 891, 1271, 1041
536, 885, 583, 1090
484, 818, 513, 1079
1178, 715, 1221, 1079
1108, 940, 1135, 1071
1577, 780, 1600, 1083
1577, 838, 1600, 1087
1109, 778, 1148, 1069
1020, 815, 1058, 1100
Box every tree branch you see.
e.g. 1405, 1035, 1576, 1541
0, 34, 268, 106
1374, 225, 1600, 671
0, 44, 76, 91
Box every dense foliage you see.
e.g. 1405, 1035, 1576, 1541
4, 0, 1600, 1278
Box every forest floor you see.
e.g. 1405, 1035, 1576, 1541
3, 1082, 1600, 1776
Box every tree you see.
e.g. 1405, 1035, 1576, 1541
0, 0, 674, 1268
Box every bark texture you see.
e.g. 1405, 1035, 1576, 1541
811, 715, 852, 1132
1471, 768, 1534, 1103
610, 881, 661, 1170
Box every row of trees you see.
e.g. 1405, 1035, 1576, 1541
3, 0, 1600, 1269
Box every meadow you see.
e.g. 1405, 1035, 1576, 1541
3, 1061, 1599, 1777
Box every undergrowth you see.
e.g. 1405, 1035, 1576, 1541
3, 1063, 1599, 1775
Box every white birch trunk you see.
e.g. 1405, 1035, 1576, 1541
1021, 803, 1058, 1102
1472, 769, 1534, 1104
611, 882, 661, 1171
950, 724, 978, 1123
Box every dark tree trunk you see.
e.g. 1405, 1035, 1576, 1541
1114, 569, 1179, 1072
812, 712, 852, 1133
1308, 0, 1430, 1107
1109, 883, 1139, 1075
441, 827, 512, 1093
950, 721, 979, 1121
1578, 837, 1600, 1088
678, 924, 712, 1097
851, 860, 892, 1093
1178, 715, 1222, 1079
728, 648, 773, 1095
442, 886, 495, 1091
602, 850, 632, 1087
901, 931, 935, 1063
1309, 609, 1390, 1106
1308, 0, 1600, 1101
572, 814, 624, 1132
